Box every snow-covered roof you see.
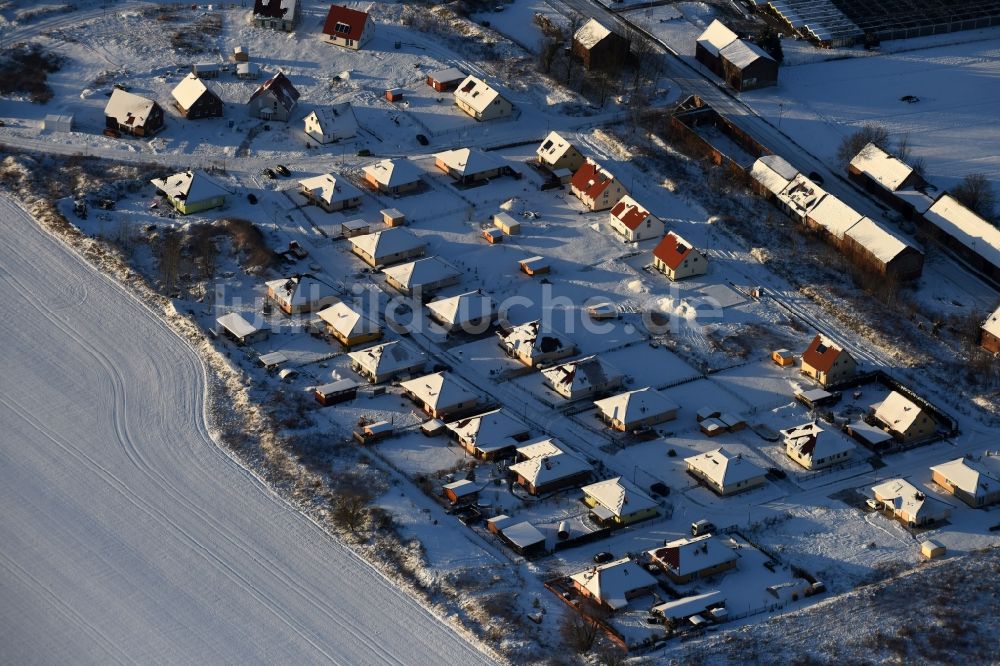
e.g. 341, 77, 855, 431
781, 421, 855, 461
719, 39, 774, 68
253, 0, 296, 19
501, 521, 545, 549
574, 18, 613, 49
581, 477, 657, 518
516, 438, 566, 460
400, 372, 478, 411
874, 391, 927, 434
363, 158, 422, 188
653, 591, 725, 620
446, 409, 529, 454
872, 478, 952, 521
348, 340, 426, 378
171, 73, 216, 112
984, 304, 1000, 339
315, 378, 358, 396
541, 355, 623, 396
298, 173, 363, 206
923, 194, 1000, 270
849, 419, 893, 445
609, 195, 654, 231
305, 103, 358, 139
349, 228, 425, 262
571, 158, 618, 200
536, 131, 577, 164
443, 479, 478, 498
653, 231, 701, 270
844, 217, 913, 264
497, 321, 573, 362
849, 143, 914, 192
569, 558, 656, 610
104, 89, 159, 127
216, 312, 260, 339
801, 334, 848, 373
930, 454, 1000, 498
248, 72, 299, 111
382, 256, 460, 290
428, 67, 466, 84
685, 447, 765, 489
453, 76, 508, 114
264, 275, 338, 310
696, 19, 738, 57
425, 290, 494, 327
750, 155, 798, 196
434, 148, 505, 177
509, 448, 592, 488
594, 387, 678, 425
777, 173, 826, 217
649, 534, 738, 578
317, 302, 379, 339
807, 194, 863, 239
150, 170, 227, 203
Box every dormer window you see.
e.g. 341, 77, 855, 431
335, 22, 351, 34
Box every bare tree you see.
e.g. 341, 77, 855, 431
158, 229, 182, 293
559, 608, 603, 653
952, 173, 997, 221
194, 226, 219, 279
836, 123, 889, 166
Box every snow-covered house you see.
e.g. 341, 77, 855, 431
349, 228, 426, 267
253, 0, 297, 31
848, 142, 924, 196
322, 4, 375, 50
509, 439, 592, 495
685, 447, 766, 496
608, 195, 663, 242
446, 408, 531, 460
873, 391, 936, 443
348, 340, 426, 383
569, 558, 657, 611
453, 76, 513, 122
648, 534, 738, 584
247, 72, 299, 121
265, 275, 339, 315
594, 387, 679, 431
695, 19, 738, 76
541, 355, 624, 401
570, 158, 628, 212
381, 256, 461, 298
930, 453, 1000, 508
581, 477, 659, 526
434, 148, 506, 184
363, 158, 422, 195
572, 18, 629, 71
298, 173, 363, 213
150, 170, 227, 215
303, 103, 357, 144
982, 304, 1000, 354
216, 312, 269, 345
800, 335, 856, 387
426, 67, 466, 92
781, 421, 855, 470
921, 194, 1000, 279
171, 73, 223, 119
497, 320, 576, 367
425, 290, 495, 332
104, 89, 164, 137
400, 371, 481, 419
718, 39, 777, 91
536, 131, 585, 173
872, 478, 952, 527
317, 301, 381, 348
652, 232, 708, 281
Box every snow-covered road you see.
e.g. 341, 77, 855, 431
0, 196, 495, 665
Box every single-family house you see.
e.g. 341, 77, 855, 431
685, 447, 767, 496
426, 290, 495, 332
572, 18, 629, 71
921, 194, 1000, 280
800, 335, 856, 387
930, 453, 1000, 508
652, 231, 708, 281
581, 477, 659, 526
608, 195, 663, 242
569, 558, 657, 611
719, 39, 777, 91
363, 158, 422, 195
453, 75, 513, 122
982, 304, 1000, 354
303, 103, 358, 144
247, 72, 299, 121
434, 148, 506, 185
695, 20, 738, 76
171, 73, 223, 119
781, 421, 855, 470
541, 355, 624, 401
322, 4, 375, 49
382, 257, 461, 298
348, 340, 426, 383
216, 312, 269, 345
446, 408, 531, 459
570, 158, 628, 212
873, 391, 936, 443
265, 275, 339, 315
399, 372, 481, 419
298, 173, 363, 212
648, 534, 738, 584
497, 320, 576, 367
872, 478, 952, 527
594, 387, 679, 431
253, 0, 297, 30
150, 170, 227, 215
349, 228, 426, 267
317, 301, 381, 348
426, 67, 466, 92
510, 439, 592, 495
536, 131, 585, 173
104, 89, 164, 137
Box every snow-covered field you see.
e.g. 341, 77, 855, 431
0, 196, 493, 664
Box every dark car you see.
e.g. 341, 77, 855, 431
416, 134, 429, 146
247, 193, 258, 205
768, 467, 788, 480
593, 551, 614, 564
808, 171, 825, 185
650, 482, 670, 497
275, 164, 291, 177
262, 168, 276, 179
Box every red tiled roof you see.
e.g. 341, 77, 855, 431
652, 232, 693, 270
801, 335, 843, 373
323, 4, 370, 41
571, 159, 614, 200
610, 199, 649, 230
248, 72, 300, 109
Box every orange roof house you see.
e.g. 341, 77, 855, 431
570, 159, 628, 211
800, 335, 857, 387
652, 232, 708, 281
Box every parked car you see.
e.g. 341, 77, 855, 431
650, 482, 670, 497
246, 193, 258, 205
275, 164, 291, 177
593, 551, 614, 564
416, 133, 429, 146
768, 467, 787, 480
691, 519, 716, 537
262, 168, 276, 179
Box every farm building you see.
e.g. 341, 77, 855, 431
541, 355, 624, 402
648, 534, 738, 584
569, 559, 657, 611
434, 148, 506, 184
653, 232, 708, 281
349, 228, 426, 267
781, 421, 855, 470
509, 440, 592, 495
718, 39, 778, 91
317, 302, 381, 348
536, 131, 585, 173
253, 0, 297, 31
453, 76, 513, 122
426, 67, 466, 92
983, 304, 1000, 354
581, 477, 659, 527
841, 216, 924, 280
314, 379, 359, 406
247, 72, 299, 121
264, 275, 339, 315
800, 335, 857, 387
608, 195, 663, 242
382, 257, 461, 298
171, 73, 223, 119
298, 173, 363, 213
872, 479, 952, 528
400, 372, 481, 419
594, 387, 679, 431
425, 290, 495, 332
930, 453, 1000, 508
848, 143, 925, 198
216, 312, 269, 345
322, 4, 375, 49
303, 103, 358, 144
695, 20, 738, 76
749, 154, 799, 199
571, 18, 629, 71
104, 89, 163, 137
446, 408, 531, 460
685, 447, 766, 496
150, 170, 227, 215
873, 391, 936, 443
497, 320, 576, 367
921, 194, 1000, 280
570, 159, 628, 212
363, 158, 422, 195
348, 340, 426, 384
804, 193, 863, 242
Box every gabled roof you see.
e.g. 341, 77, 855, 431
400, 372, 478, 411
874, 391, 928, 434
594, 387, 679, 425
171, 73, 218, 112
930, 454, 1000, 498
649, 534, 738, 578
349, 228, 425, 261
425, 290, 494, 327
684, 447, 765, 488
248, 72, 299, 111
781, 421, 855, 461
497, 321, 572, 361
653, 590, 725, 620
537, 131, 577, 164
653, 231, 700, 270
453, 76, 508, 114
322, 4, 371, 41
434, 148, 505, 177
696, 19, 738, 57
609, 195, 653, 231
446, 409, 529, 454
574, 18, 614, 49
849, 143, 914, 192
801, 335, 849, 374
305, 103, 358, 138
348, 340, 426, 377
719, 39, 774, 68
264, 275, 338, 309
923, 194, 1000, 270
571, 158, 617, 200
516, 437, 566, 460
427, 67, 466, 85
581, 477, 657, 518
253, 0, 296, 20
363, 158, 422, 188
509, 449, 592, 488
807, 194, 863, 239
541, 355, 623, 396
750, 155, 799, 195
845, 216, 915, 264
104, 89, 159, 126
381, 256, 460, 290
984, 303, 1000, 339
872, 478, 952, 521
298, 173, 363, 205
317, 301, 379, 339
150, 170, 227, 203
569, 558, 656, 610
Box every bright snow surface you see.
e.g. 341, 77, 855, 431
0, 197, 494, 665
